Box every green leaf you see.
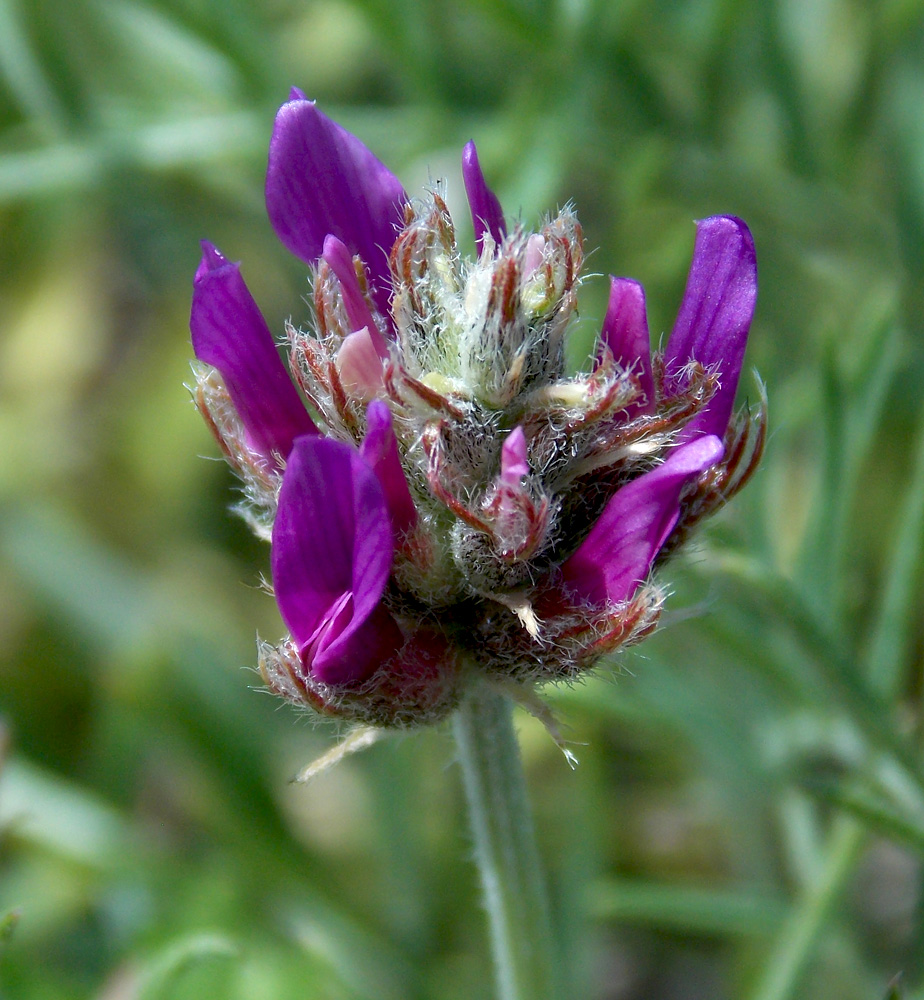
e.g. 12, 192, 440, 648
587, 880, 786, 938
136, 933, 238, 1000
802, 774, 924, 856
0, 908, 20, 949
882, 974, 904, 1000
866, 400, 924, 697
0, 0, 67, 133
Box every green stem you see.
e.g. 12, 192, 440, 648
452, 684, 559, 1000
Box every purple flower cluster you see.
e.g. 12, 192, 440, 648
190, 89, 765, 726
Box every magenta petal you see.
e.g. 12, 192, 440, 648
462, 141, 507, 254
664, 216, 757, 438
359, 400, 418, 537
266, 97, 408, 316
190, 241, 317, 460
311, 601, 403, 686
322, 235, 389, 357
561, 435, 724, 606
599, 277, 655, 416
271, 436, 402, 685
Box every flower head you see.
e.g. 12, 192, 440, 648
190, 93, 765, 726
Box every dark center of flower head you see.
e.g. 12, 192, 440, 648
190, 94, 765, 727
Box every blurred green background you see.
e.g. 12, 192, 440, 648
2, 0, 924, 997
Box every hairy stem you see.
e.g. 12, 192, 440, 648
452, 684, 559, 1000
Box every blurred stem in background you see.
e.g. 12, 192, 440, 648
743, 358, 924, 1000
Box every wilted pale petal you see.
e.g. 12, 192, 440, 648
266, 96, 408, 316
337, 328, 388, 398
272, 436, 403, 685
522, 234, 545, 278
561, 435, 724, 606
462, 141, 507, 254
500, 426, 529, 485
359, 400, 418, 537
322, 235, 389, 358
190, 241, 317, 460
664, 216, 757, 438
599, 277, 655, 416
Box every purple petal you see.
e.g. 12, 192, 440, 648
462, 141, 507, 254
190, 241, 317, 460
271, 436, 402, 685
359, 400, 418, 537
322, 234, 389, 358
266, 96, 408, 316
561, 435, 724, 606
664, 216, 757, 438
599, 277, 655, 416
